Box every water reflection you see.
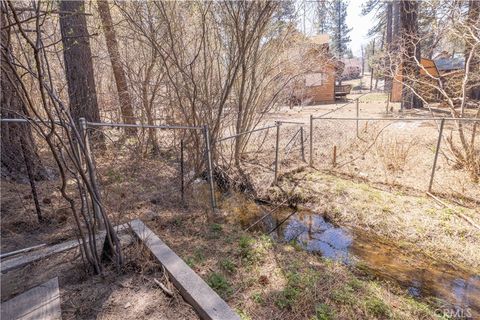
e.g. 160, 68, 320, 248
278, 212, 480, 318
284, 214, 352, 262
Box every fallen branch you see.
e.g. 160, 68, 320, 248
154, 278, 174, 297
244, 199, 288, 231
268, 210, 298, 235
426, 192, 480, 231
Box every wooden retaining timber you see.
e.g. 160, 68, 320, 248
129, 219, 241, 320
1, 224, 128, 273
1, 277, 61, 320
0, 244, 46, 260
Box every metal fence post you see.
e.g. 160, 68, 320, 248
203, 125, 216, 211
332, 145, 337, 167
309, 115, 313, 167
300, 126, 305, 162
356, 98, 360, 138
274, 121, 281, 184
386, 92, 391, 114
428, 118, 445, 193
180, 139, 185, 205
79, 117, 104, 229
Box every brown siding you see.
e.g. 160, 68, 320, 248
305, 65, 335, 103
391, 74, 403, 102
390, 62, 403, 102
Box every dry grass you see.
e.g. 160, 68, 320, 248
268, 167, 480, 271
265, 97, 479, 203
145, 208, 441, 320
374, 136, 418, 184
2, 104, 478, 319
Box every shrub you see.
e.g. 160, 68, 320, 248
314, 303, 334, 320
207, 272, 232, 298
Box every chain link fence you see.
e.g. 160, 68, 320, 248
2, 108, 478, 236
309, 115, 480, 202
84, 121, 215, 221
0, 119, 77, 250
217, 121, 307, 192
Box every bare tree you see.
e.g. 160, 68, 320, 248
382, 1, 479, 180
466, 0, 479, 100
1, 7, 46, 181
384, 1, 393, 91
117, 1, 310, 192
97, 0, 136, 135
4, 0, 123, 273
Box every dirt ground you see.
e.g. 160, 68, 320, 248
1, 179, 77, 252
1, 82, 479, 319
1, 237, 199, 320
140, 206, 449, 319
1, 168, 478, 319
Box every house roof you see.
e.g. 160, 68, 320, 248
434, 57, 465, 71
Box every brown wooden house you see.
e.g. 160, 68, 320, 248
391, 57, 465, 103
288, 34, 338, 105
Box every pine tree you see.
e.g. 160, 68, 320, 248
314, 0, 351, 60
330, 0, 352, 60
400, 0, 423, 109
1, 6, 47, 181
97, 0, 136, 134
59, 0, 101, 125
314, 0, 331, 34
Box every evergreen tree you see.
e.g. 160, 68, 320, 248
59, 0, 101, 125
314, 0, 331, 34
330, 0, 352, 59
361, 0, 387, 38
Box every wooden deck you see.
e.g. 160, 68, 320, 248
1, 277, 61, 320
335, 84, 352, 99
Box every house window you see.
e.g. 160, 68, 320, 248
305, 73, 327, 87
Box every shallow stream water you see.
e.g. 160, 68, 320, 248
262, 210, 480, 319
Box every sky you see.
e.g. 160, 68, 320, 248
297, 0, 376, 57
346, 0, 376, 56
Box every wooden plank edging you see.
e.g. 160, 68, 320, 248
0, 277, 61, 320
129, 219, 241, 320
1, 224, 128, 273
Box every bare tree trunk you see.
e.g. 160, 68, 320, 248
393, 0, 400, 46
337, 0, 343, 85
142, 61, 160, 155
59, 0, 101, 125
400, 0, 423, 109
375, 32, 384, 90
370, 39, 375, 91
466, 0, 480, 100
361, 45, 365, 76
97, 0, 136, 134
384, 2, 393, 92
20, 136, 43, 222
0, 7, 46, 181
